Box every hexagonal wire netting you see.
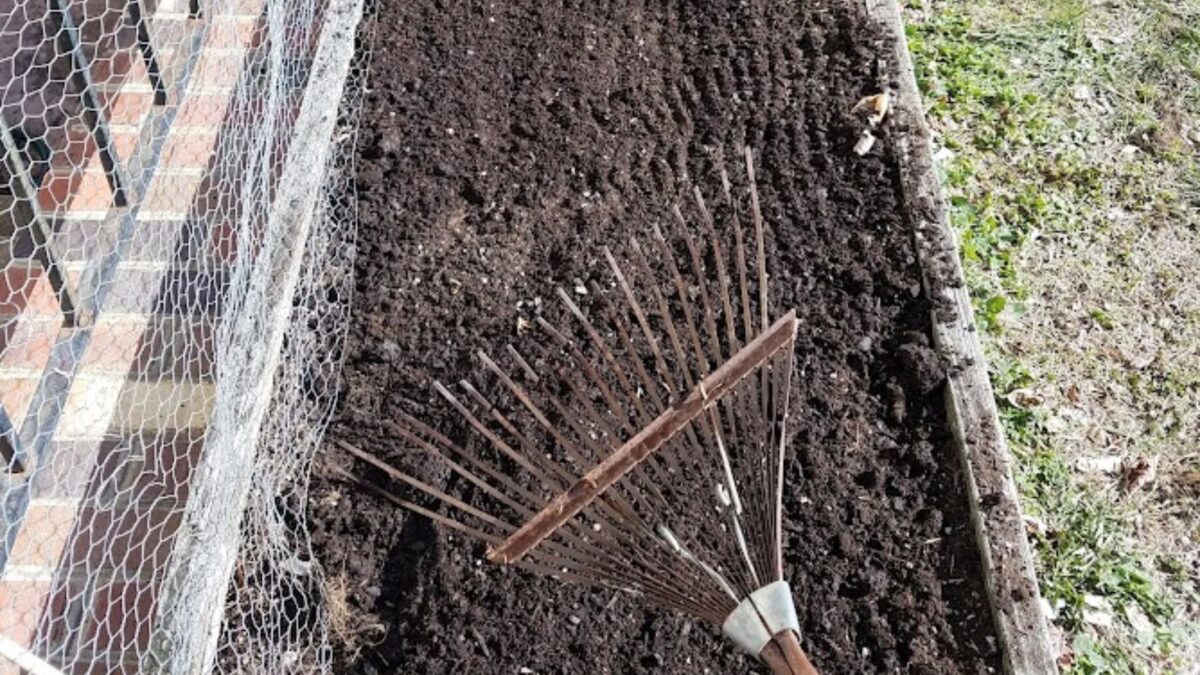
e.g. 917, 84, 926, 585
0, 0, 365, 671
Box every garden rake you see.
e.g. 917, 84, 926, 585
338, 148, 819, 674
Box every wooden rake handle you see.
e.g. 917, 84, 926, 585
487, 310, 800, 564
760, 631, 820, 675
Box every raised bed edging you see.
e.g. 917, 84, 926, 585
871, 1, 1059, 673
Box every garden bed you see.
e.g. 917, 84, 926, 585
308, 0, 1028, 672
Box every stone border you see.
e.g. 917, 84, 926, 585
870, 1, 1059, 672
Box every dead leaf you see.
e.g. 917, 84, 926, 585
1124, 604, 1154, 634
1064, 383, 1081, 404
1076, 455, 1123, 474
1119, 456, 1156, 493
853, 93, 891, 126
1006, 388, 1044, 410
1048, 623, 1074, 669
1083, 595, 1114, 627
1121, 336, 1159, 370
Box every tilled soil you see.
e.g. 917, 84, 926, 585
308, 0, 1003, 672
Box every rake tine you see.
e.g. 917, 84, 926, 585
488, 311, 798, 564
650, 222, 711, 376
479, 348, 659, 532
671, 205, 724, 368
628, 237, 698, 391
477, 350, 594, 469
536, 311, 635, 434
555, 286, 653, 429
603, 246, 677, 399
388, 414, 549, 512
387, 418, 539, 519
671, 204, 740, 443
338, 441, 515, 533
330, 466, 504, 545
724, 163, 756, 344
628, 236, 731, 471
745, 147, 770, 333
693, 185, 740, 357
434, 381, 565, 493
504, 344, 539, 383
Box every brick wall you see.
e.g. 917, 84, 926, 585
0, 0, 266, 670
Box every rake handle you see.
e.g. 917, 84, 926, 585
760, 631, 819, 675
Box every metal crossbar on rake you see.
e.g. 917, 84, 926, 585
339, 148, 819, 674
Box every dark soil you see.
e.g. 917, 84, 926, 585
308, 0, 1003, 673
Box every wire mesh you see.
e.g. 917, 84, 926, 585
0, 0, 364, 671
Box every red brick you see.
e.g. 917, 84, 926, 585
67, 503, 183, 575
111, 131, 142, 165
30, 439, 106, 500
104, 88, 155, 126
0, 580, 53, 645
0, 317, 60, 371
0, 377, 39, 426
81, 579, 158, 652
7, 503, 76, 568
159, 131, 218, 170
78, 320, 147, 375
191, 50, 249, 89
141, 172, 204, 215
0, 266, 66, 318
175, 93, 234, 128
207, 16, 266, 49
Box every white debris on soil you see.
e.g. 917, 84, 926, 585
854, 130, 877, 156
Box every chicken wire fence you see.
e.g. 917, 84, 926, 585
0, 0, 365, 671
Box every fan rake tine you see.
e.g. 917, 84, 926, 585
386, 419, 538, 519
389, 413, 548, 512
330, 465, 504, 545
670, 205, 724, 368
478, 347, 660, 530
555, 286, 654, 429
670, 204, 740, 442
337, 440, 515, 533
434, 381, 566, 493
693, 185, 741, 356
602, 245, 677, 398
504, 344, 540, 383
745, 146, 770, 333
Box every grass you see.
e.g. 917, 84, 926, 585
903, 0, 1200, 672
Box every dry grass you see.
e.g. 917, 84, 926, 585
325, 572, 386, 662
906, 0, 1199, 671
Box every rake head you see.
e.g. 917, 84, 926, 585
339, 148, 817, 674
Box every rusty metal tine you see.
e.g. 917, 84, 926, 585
339, 441, 515, 532
504, 344, 540, 383
389, 413, 547, 511
536, 310, 633, 434
331, 466, 505, 545
671, 205, 724, 367
745, 147, 770, 333
602, 246, 676, 398
628, 237, 697, 392
434, 381, 563, 493
650, 222, 711, 375
555, 286, 649, 429
388, 418, 539, 519
671, 204, 740, 442
694, 185, 740, 356
725, 164, 756, 343
477, 349, 600, 469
